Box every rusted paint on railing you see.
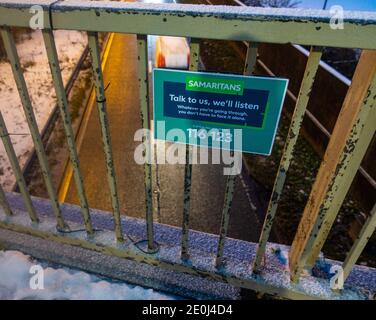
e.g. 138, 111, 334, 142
0, 27, 67, 230
1, 1, 376, 49
87, 31, 123, 241
253, 46, 323, 272
181, 38, 200, 260
0, 0, 375, 299
0, 186, 12, 216
216, 43, 258, 268
137, 34, 155, 251
342, 203, 376, 282
42, 29, 93, 235
0, 111, 38, 222
290, 50, 376, 281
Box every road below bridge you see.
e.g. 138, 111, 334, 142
58, 27, 263, 243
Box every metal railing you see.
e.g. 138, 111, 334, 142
0, 0, 375, 299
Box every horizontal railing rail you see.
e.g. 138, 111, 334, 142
0, 1, 376, 48
0, 0, 375, 299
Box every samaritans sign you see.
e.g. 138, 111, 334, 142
153, 69, 288, 155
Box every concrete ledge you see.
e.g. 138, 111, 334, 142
0, 228, 239, 299
0, 192, 375, 300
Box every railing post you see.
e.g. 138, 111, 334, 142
215, 167, 236, 267
289, 49, 376, 282
253, 46, 322, 272
87, 31, 123, 242
0, 27, 67, 230
42, 29, 93, 235
215, 41, 258, 268
342, 203, 376, 282
243, 42, 258, 75
0, 111, 38, 222
137, 34, 155, 251
181, 38, 200, 260
0, 185, 12, 217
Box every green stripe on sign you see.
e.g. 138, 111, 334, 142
186, 76, 244, 95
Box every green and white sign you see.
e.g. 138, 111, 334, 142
153, 69, 288, 155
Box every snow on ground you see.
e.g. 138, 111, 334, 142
0, 30, 87, 190
0, 250, 176, 300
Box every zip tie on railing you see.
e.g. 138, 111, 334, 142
127, 234, 161, 254
56, 225, 71, 233
56, 227, 161, 254
95, 82, 110, 102
47, 0, 64, 30
58, 228, 103, 234
0, 133, 30, 137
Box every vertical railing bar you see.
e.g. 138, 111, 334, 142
181, 143, 193, 260
342, 203, 376, 282
181, 38, 200, 260
0, 111, 38, 222
252, 46, 322, 272
243, 42, 258, 75
0, 184, 13, 217
215, 170, 236, 267
0, 27, 67, 230
42, 29, 93, 235
137, 34, 155, 251
188, 39, 200, 71
244, 42, 258, 76
87, 31, 123, 242
215, 42, 258, 268
290, 50, 376, 282
154, 143, 162, 222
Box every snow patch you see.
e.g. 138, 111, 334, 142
0, 250, 176, 300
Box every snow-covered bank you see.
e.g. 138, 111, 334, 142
0, 250, 176, 300
0, 30, 87, 190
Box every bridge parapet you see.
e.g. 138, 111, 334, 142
0, 0, 375, 299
